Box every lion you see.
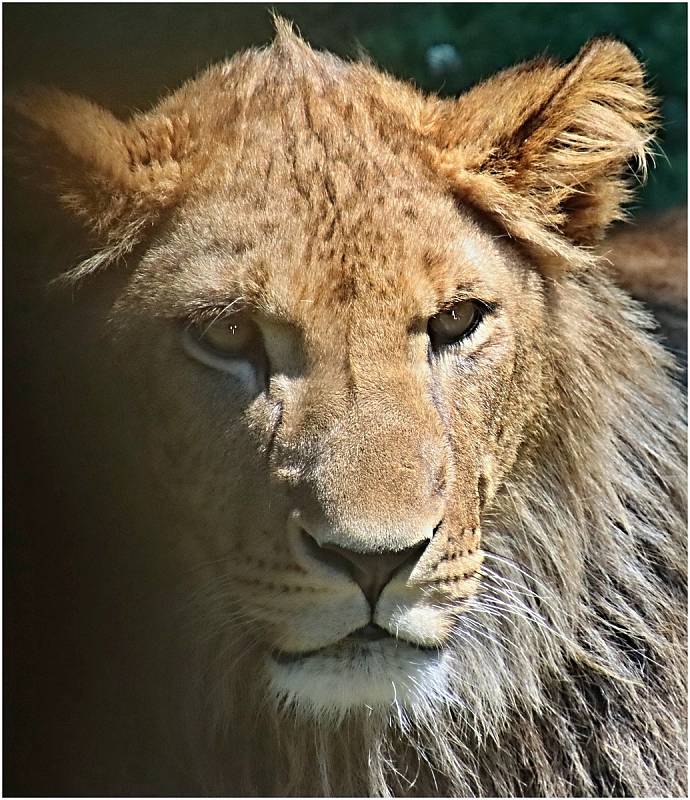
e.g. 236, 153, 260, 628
5, 19, 687, 797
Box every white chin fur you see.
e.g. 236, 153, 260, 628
267, 639, 452, 721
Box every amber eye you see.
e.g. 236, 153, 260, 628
183, 310, 264, 373
428, 300, 487, 349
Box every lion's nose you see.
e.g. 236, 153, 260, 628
302, 531, 429, 608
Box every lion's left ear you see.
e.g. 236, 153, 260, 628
421, 39, 656, 272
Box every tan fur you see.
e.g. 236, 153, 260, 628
6, 19, 686, 796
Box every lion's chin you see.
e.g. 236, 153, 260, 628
267, 637, 451, 719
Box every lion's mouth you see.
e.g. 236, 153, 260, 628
271, 623, 441, 664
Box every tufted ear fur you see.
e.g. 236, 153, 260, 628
8, 38, 656, 282
6, 86, 197, 281
422, 39, 656, 274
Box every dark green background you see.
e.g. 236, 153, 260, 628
4, 2, 687, 210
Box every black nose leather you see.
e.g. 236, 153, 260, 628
306, 534, 428, 608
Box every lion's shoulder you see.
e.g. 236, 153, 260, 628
605, 208, 687, 372
606, 207, 687, 307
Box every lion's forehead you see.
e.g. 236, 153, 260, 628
133, 70, 515, 332
172, 81, 491, 312
170, 179, 500, 327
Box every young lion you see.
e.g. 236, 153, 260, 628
5, 19, 687, 797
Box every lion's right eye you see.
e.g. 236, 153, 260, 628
194, 313, 256, 355
182, 310, 265, 373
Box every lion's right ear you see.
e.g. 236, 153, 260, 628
6, 86, 196, 281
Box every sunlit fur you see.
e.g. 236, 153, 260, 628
7, 18, 686, 798
185, 278, 686, 796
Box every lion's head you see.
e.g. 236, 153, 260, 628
7, 20, 686, 796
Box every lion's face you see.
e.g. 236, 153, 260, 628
9, 22, 655, 719
113, 147, 548, 714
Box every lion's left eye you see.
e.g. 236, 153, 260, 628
428, 300, 487, 349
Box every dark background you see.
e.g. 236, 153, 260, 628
4, 2, 687, 210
